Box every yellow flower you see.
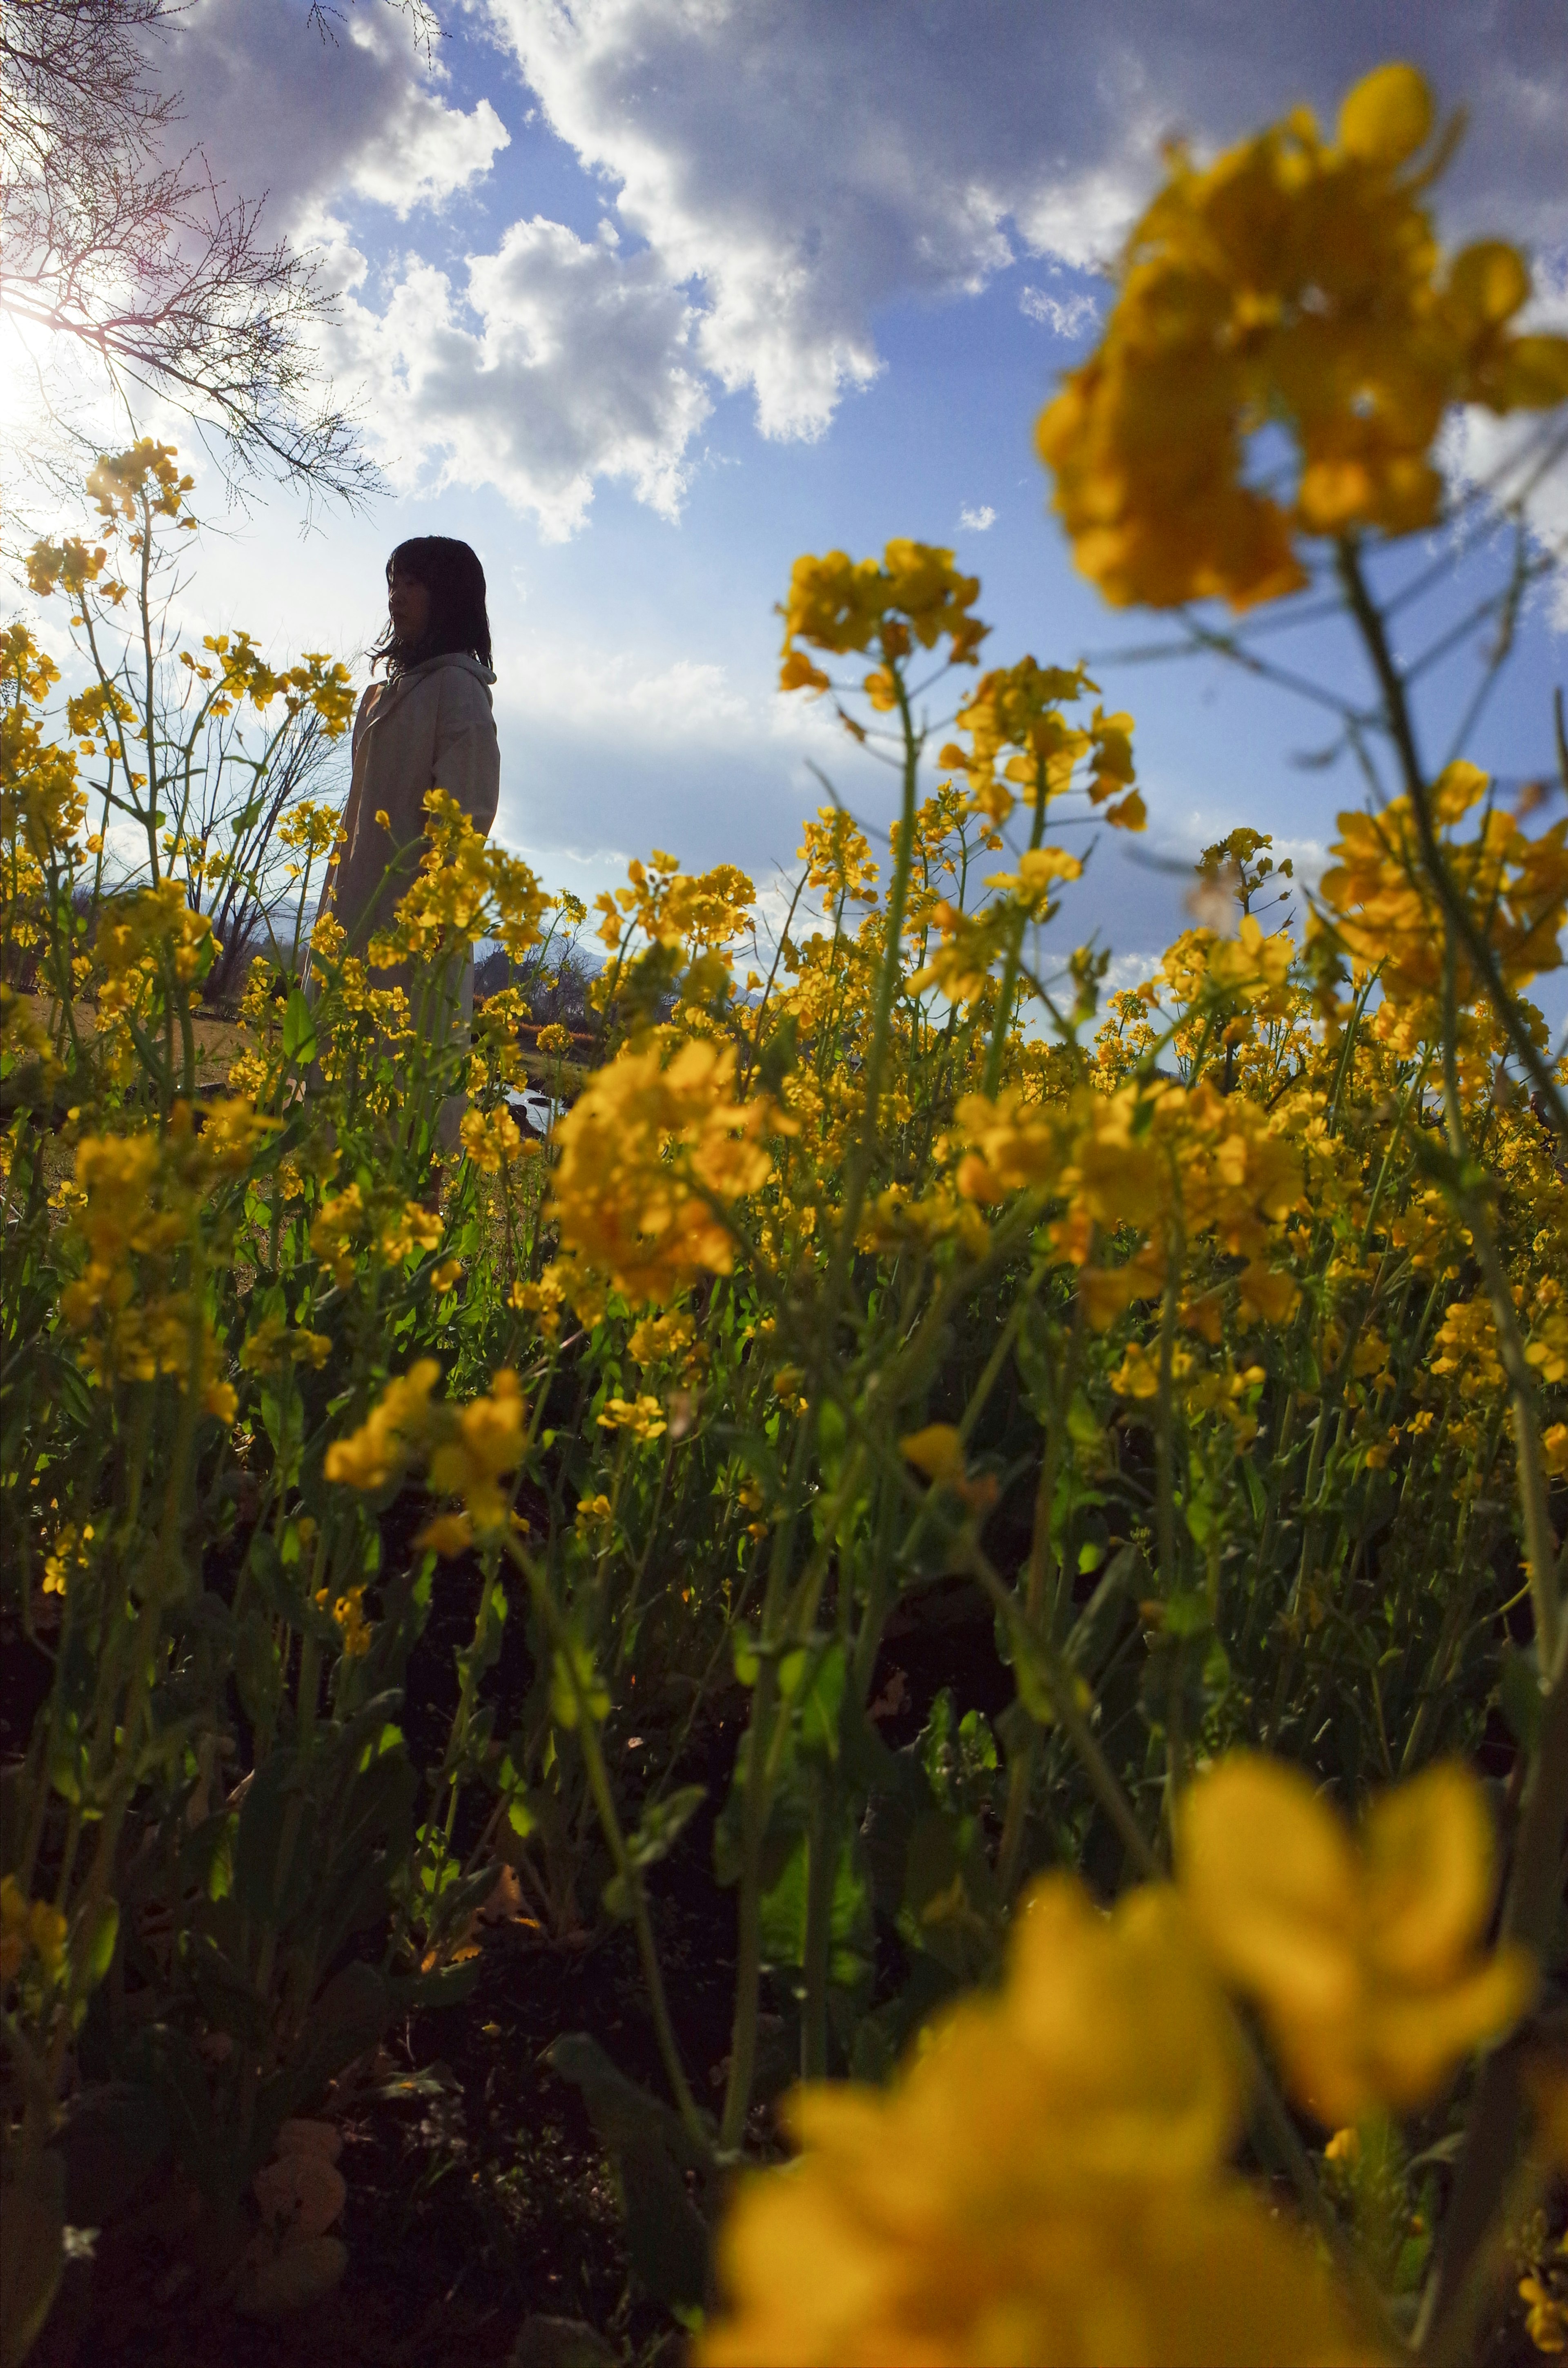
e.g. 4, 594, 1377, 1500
326, 1364, 527, 1547
425, 1369, 528, 1535
1319, 765, 1568, 1032
899, 1424, 966, 1484
1178, 1755, 1536, 2123
1037, 62, 1568, 611
778, 541, 989, 700
323, 1361, 443, 1492
0, 1876, 69, 1984
575, 1491, 614, 1536
701, 1876, 1381, 2367
459, 1104, 532, 1173
535, 1021, 574, 1055
41, 1521, 94, 1597
1519, 2268, 1567, 2356
314, 1581, 372, 1657
239, 1315, 333, 1375
596, 1394, 668, 1443
798, 807, 880, 905
626, 1311, 695, 1369
550, 1036, 787, 1308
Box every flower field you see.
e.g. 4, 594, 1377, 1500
3, 61, 1568, 2368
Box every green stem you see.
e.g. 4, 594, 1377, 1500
800, 1765, 834, 2080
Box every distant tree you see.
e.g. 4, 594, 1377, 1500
476, 943, 600, 1030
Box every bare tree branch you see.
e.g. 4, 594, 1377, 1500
0, 0, 441, 510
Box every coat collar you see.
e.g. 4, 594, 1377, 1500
369, 651, 497, 717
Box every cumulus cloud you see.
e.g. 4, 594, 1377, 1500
483, 0, 1568, 445
164, 0, 509, 230
154, 0, 1568, 530
318, 214, 710, 535
959, 504, 996, 531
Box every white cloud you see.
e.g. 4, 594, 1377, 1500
482, 0, 1568, 449
140, 0, 1568, 531
165, 0, 509, 231
959, 503, 996, 531
1020, 286, 1099, 338
491, 623, 851, 760
318, 214, 710, 535
1102, 949, 1163, 998
1438, 252, 1568, 629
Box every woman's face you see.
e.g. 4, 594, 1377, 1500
387, 567, 431, 647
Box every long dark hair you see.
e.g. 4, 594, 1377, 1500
372, 536, 493, 677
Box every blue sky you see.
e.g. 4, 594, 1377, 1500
10, 0, 1568, 1008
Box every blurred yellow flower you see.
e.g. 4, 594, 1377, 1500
1037, 62, 1568, 610
326, 1363, 526, 1553
1178, 1755, 1535, 2123
0, 1876, 69, 1984
702, 1875, 1381, 2366
596, 1393, 668, 1443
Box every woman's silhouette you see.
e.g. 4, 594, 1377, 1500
319, 536, 500, 1149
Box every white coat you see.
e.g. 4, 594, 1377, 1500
314, 650, 501, 1146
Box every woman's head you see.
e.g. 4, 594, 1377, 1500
374, 536, 492, 676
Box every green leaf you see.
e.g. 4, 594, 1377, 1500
1499, 1646, 1545, 1751
543, 2034, 711, 2307
550, 1640, 609, 1729
281, 987, 317, 1067
796, 1643, 846, 1764
82, 1898, 120, 1987
604, 1785, 707, 1919
757, 1817, 873, 1992
232, 1751, 316, 1928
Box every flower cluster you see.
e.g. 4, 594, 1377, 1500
704, 1753, 1530, 2364
1318, 761, 1568, 1039
939, 658, 1144, 832
324, 1361, 528, 1556
60, 1101, 275, 1418
0, 1877, 69, 1985
1037, 62, 1568, 609
549, 1037, 788, 1307
778, 540, 989, 704
370, 791, 550, 974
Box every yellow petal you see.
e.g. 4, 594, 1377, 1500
1362, 1943, 1537, 2108
899, 1424, 966, 1483
1338, 62, 1432, 167
1178, 1755, 1360, 2020
1360, 1762, 1496, 1985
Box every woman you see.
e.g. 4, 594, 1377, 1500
318, 536, 501, 1148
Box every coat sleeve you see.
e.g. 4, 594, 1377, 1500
432, 673, 501, 837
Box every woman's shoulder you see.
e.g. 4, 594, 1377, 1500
430, 658, 498, 723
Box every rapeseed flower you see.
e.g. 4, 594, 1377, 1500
325, 1364, 527, 1556
1178, 1755, 1535, 2123
1037, 62, 1568, 609
549, 1037, 786, 1307
702, 1875, 1381, 2366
